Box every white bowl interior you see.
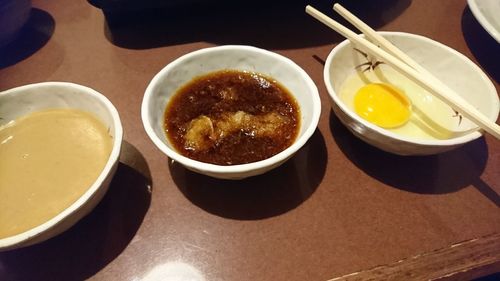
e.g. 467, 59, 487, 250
0, 83, 117, 131
0, 82, 123, 250
467, 0, 500, 43
143, 45, 321, 178
324, 32, 499, 154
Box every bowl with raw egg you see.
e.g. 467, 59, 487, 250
142, 45, 321, 179
324, 32, 499, 155
0, 82, 123, 251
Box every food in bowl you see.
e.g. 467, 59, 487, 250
142, 45, 321, 179
348, 81, 411, 129
339, 63, 459, 140
0, 108, 113, 239
324, 32, 499, 155
164, 69, 300, 165
0, 82, 122, 251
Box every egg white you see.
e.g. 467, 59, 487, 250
339, 65, 459, 140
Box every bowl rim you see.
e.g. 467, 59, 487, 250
142, 45, 321, 175
324, 31, 499, 147
467, 0, 500, 43
0, 81, 123, 249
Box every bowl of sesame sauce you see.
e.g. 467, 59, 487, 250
142, 45, 321, 179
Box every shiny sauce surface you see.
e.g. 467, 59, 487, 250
164, 70, 300, 165
0, 109, 113, 238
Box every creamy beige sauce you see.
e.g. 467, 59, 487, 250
0, 109, 113, 238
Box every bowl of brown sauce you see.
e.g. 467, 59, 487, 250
142, 45, 321, 179
0, 82, 123, 251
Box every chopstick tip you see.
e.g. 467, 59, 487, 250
334, 3, 347, 13
305, 4, 320, 16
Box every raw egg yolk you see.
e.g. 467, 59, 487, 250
354, 83, 411, 128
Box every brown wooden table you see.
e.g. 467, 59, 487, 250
1, 0, 499, 280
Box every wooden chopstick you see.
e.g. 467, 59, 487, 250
332, 3, 428, 74
333, 3, 467, 102
305, 5, 500, 140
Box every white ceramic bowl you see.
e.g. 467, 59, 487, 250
0, 82, 123, 251
142, 45, 321, 179
324, 32, 499, 155
467, 0, 500, 43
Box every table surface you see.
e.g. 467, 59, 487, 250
1, 0, 499, 280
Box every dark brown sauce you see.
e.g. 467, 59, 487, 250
164, 70, 300, 165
